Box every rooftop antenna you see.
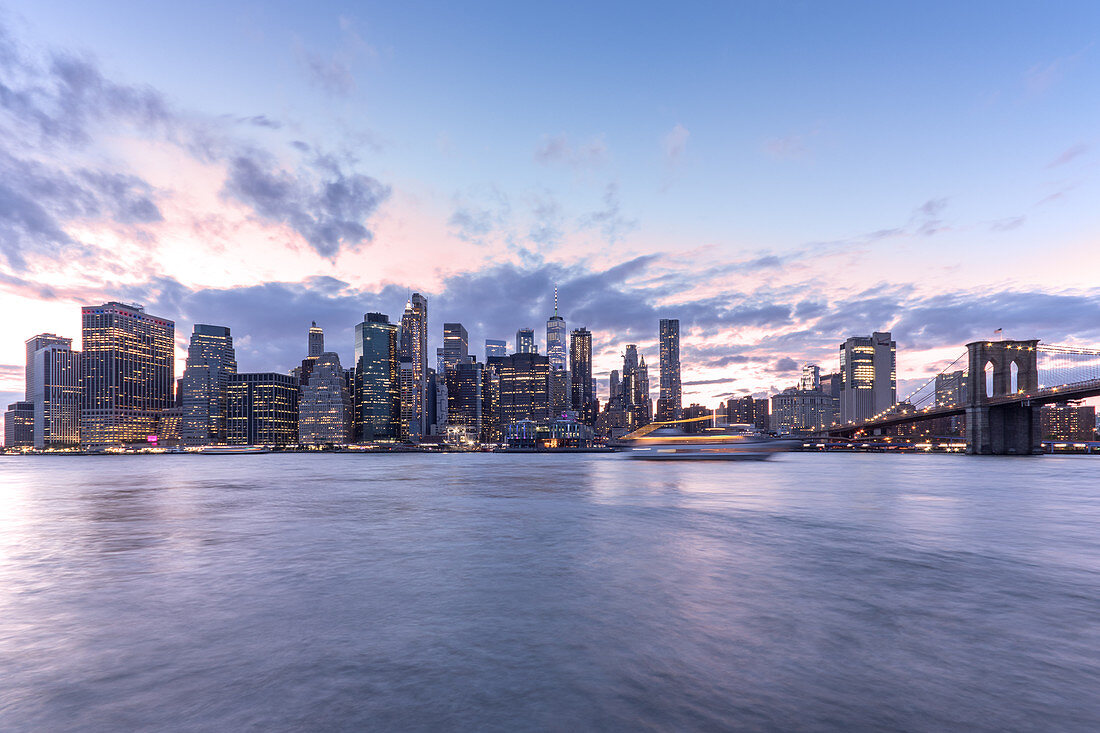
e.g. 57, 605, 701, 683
554, 286, 559, 317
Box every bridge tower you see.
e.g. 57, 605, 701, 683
965, 339, 1042, 455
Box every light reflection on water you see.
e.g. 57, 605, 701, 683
1, 453, 1099, 731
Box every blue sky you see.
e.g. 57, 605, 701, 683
1, 0, 1099, 408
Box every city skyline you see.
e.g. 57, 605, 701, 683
2, 3, 1100, 413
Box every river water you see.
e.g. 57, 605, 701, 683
1, 453, 1098, 731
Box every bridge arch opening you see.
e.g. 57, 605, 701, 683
1010, 361, 1019, 393
985, 361, 995, 398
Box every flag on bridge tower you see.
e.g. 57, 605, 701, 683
994, 328, 1003, 337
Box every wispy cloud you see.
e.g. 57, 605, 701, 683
534, 133, 608, 169
662, 123, 690, 166
1046, 143, 1089, 168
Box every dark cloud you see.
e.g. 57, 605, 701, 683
221, 152, 389, 259
683, 378, 734, 387
771, 357, 799, 373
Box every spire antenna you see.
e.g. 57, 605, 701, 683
554, 286, 559, 316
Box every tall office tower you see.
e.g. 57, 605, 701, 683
299, 352, 353, 445
308, 321, 325, 357
424, 368, 438, 431
609, 370, 621, 408
180, 324, 237, 446
226, 373, 299, 445
487, 353, 550, 425
80, 302, 175, 447
619, 345, 651, 430
399, 293, 429, 436
799, 363, 821, 392
569, 328, 597, 425
656, 318, 682, 422
433, 371, 449, 433
30, 343, 81, 449
442, 322, 470, 371
549, 369, 570, 416
819, 372, 842, 400
484, 339, 508, 359
4, 401, 34, 447
935, 370, 967, 407
25, 334, 71, 401
481, 366, 501, 444
839, 331, 896, 423
354, 312, 400, 441
516, 328, 537, 355
726, 396, 758, 425
446, 361, 483, 436
546, 288, 567, 371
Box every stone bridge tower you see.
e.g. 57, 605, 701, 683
965, 339, 1041, 455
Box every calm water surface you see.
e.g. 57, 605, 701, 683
1, 453, 1099, 731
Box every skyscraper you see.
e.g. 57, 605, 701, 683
80, 302, 175, 447
546, 288, 567, 371
569, 328, 597, 425
226, 373, 299, 445
515, 328, 537, 355
354, 312, 401, 441
308, 321, 325, 357
839, 331, 897, 423
180, 324, 237, 446
399, 293, 429, 436
488, 352, 550, 425
25, 334, 71, 401
299, 352, 353, 445
619, 345, 651, 430
656, 319, 681, 422
30, 342, 81, 449
446, 361, 483, 436
799, 364, 821, 392
4, 401, 34, 447
484, 339, 508, 359
442, 323, 470, 370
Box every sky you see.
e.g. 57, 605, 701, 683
2, 0, 1099, 411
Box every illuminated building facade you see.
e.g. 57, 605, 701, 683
484, 339, 508, 359
226, 372, 299, 445
516, 328, 537, 355
619, 344, 652, 430
31, 343, 81, 448
4, 401, 34, 447
656, 319, 681, 422
839, 331, 896, 424
1041, 401, 1095, 441
308, 321, 325, 357
180, 324, 237, 446
299, 352, 353, 444
488, 353, 550, 425
445, 361, 483, 435
800, 363, 820, 392
569, 328, 597, 425
481, 366, 501, 444
399, 294, 429, 437
771, 387, 837, 434
546, 289, 567, 371
549, 369, 570, 417
681, 403, 712, 433
354, 312, 400, 441
80, 302, 175, 447
442, 322, 470, 371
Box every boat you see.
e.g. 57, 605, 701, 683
621, 419, 794, 461
196, 446, 271, 455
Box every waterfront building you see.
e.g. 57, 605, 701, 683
1041, 401, 1095, 441
935, 370, 968, 407
433, 371, 449, 434
619, 345, 652, 430
488, 352, 550, 425
516, 328, 537, 355
681, 403, 712, 433
30, 343, 81, 449
180, 324, 237, 446
481, 366, 502, 444
399, 294, 429, 437
446, 361, 483, 436
442, 323, 470, 371
505, 417, 595, 449
354, 312, 401, 441
25, 334, 71, 402
771, 387, 837, 434
484, 339, 508, 359
546, 289, 567, 372
569, 328, 597, 425
299, 352, 353, 445
226, 373, 299, 445
595, 402, 630, 440
156, 406, 184, 446
549, 368, 571, 417
80, 302, 175, 447
4, 401, 34, 447
656, 319, 682, 422
839, 331, 896, 424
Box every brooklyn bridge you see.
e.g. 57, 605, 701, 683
819, 340, 1100, 455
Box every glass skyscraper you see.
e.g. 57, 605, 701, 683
399, 294, 429, 437
484, 339, 507, 359
180, 324, 237, 446
80, 302, 175, 447
569, 328, 597, 425
546, 289, 567, 372
31, 343, 81, 449
656, 319, 681, 422
226, 373, 299, 445
515, 328, 537, 355
442, 322, 470, 371
355, 312, 400, 441
839, 331, 896, 423
488, 352, 550, 425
